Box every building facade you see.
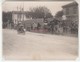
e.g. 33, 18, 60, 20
12, 11, 32, 29
62, 1, 78, 23
12, 11, 31, 25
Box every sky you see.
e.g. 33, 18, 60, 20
2, 1, 73, 16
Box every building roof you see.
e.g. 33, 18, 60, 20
62, 1, 78, 8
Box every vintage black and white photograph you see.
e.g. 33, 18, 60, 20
2, 0, 78, 60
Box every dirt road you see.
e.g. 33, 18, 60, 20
3, 29, 78, 60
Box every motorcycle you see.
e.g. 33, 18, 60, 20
17, 25, 26, 34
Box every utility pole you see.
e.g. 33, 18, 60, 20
20, 5, 22, 22
22, 2, 25, 28
22, 2, 24, 22
17, 6, 19, 24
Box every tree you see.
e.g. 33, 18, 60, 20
2, 11, 12, 28
29, 6, 53, 19
55, 10, 63, 18
3, 12, 12, 23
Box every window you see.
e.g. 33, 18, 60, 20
66, 8, 69, 15
73, 6, 77, 14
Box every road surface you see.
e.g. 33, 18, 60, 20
3, 29, 78, 60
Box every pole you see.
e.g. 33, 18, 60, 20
21, 2, 24, 22
20, 6, 22, 22
17, 6, 18, 23
22, 2, 25, 28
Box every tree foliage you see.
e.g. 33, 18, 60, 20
28, 6, 53, 19
55, 10, 63, 18
3, 12, 12, 23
